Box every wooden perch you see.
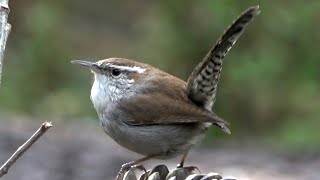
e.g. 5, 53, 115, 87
0, 0, 11, 85
0, 121, 53, 177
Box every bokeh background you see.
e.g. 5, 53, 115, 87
0, 0, 319, 179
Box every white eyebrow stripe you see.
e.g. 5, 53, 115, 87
107, 64, 146, 74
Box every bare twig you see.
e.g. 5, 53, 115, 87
0, 121, 53, 177
0, 0, 11, 85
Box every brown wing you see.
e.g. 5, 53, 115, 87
118, 73, 230, 134
186, 6, 260, 110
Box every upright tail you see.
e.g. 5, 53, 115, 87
186, 6, 260, 110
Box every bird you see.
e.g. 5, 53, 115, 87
72, 6, 260, 180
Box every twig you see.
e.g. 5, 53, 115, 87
0, 121, 53, 177
0, 0, 11, 85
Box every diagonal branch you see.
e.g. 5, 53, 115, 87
0, 121, 53, 177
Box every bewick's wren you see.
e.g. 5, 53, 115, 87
72, 6, 259, 179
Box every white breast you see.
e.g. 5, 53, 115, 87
90, 74, 114, 111
90, 73, 135, 112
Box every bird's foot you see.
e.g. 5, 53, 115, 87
176, 162, 184, 168
167, 165, 200, 180
115, 162, 147, 180
176, 164, 200, 173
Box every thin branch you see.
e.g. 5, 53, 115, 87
0, 121, 53, 177
0, 0, 11, 85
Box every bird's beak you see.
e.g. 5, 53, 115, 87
71, 60, 100, 73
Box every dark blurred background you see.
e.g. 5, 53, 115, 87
0, 0, 319, 179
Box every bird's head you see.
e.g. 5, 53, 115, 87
72, 58, 148, 110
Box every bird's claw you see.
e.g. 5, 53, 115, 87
116, 163, 147, 180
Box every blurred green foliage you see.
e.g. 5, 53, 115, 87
0, 1, 319, 150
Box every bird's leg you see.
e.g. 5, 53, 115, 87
115, 156, 153, 180
177, 152, 189, 168
176, 152, 200, 174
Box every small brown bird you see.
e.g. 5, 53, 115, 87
72, 6, 259, 179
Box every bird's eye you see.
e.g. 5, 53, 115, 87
111, 69, 121, 77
